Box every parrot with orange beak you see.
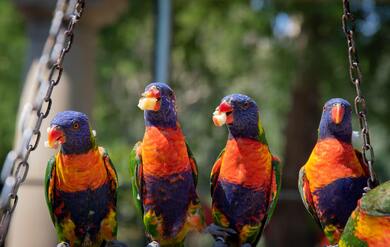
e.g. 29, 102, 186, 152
130, 82, 204, 246
45, 111, 118, 247
208, 94, 281, 247
298, 98, 374, 245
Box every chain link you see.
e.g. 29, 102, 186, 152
342, 0, 378, 191
0, 0, 86, 244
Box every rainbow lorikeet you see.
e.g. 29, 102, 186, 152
209, 94, 281, 247
45, 111, 118, 247
298, 98, 374, 245
130, 82, 204, 246
339, 180, 390, 247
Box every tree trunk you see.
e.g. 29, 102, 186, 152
265, 10, 325, 247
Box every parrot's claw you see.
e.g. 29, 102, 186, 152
105, 240, 129, 247
56, 242, 70, 247
146, 241, 160, 247
206, 224, 237, 238
213, 237, 229, 247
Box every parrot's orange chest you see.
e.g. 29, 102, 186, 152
141, 126, 190, 177
55, 148, 108, 192
219, 138, 272, 188
305, 139, 366, 190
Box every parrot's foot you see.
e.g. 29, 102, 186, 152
213, 237, 229, 247
206, 223, 237, 239
146, 241, 160, 247
105, 240, 129, 247
56, 242, 70, 247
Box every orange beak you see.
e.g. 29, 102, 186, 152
331, 103, 345, 124
46, 126, 65, 149
138, 86, 161, 111
212, 101, 233, 126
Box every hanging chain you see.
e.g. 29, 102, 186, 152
0, 0, 86, 244
341, 0, 378, 190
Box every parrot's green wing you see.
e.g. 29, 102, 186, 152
360, 180, 390, 216
265, 156, 282, 225
298, 167, 322, 228
101, 147, 119, 236
44, 156, 56, 224
101, 148, 119, 192
186, 142, 198, 187
210, 149, 225, 196
129, 142, 144, 216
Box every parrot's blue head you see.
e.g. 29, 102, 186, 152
138, 82, 177, 128
47, 111, 96, 154
213, 94, 264, 141
319, 98, 352, 143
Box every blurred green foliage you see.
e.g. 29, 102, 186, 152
0, 0, 389, 246
0, 1, 26, 163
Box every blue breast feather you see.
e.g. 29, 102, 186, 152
213, 180, 268, 229
54, 182, 115, 240
143, 171, 198, 237
314, 176, 367, 227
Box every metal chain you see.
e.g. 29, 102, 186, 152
341, 0, 378, 190
0, 0, 86, 244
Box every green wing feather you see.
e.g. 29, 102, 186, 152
298, 167, 322, 228
265, 156, 282, 225
45, 156, 56, 224
185, 142, 199, 187
129, 142, 144, 216
210, 149, 225, 196
102, 148, 119, 191
101, 148, 119, 236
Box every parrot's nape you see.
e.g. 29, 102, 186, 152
339, 180, 390, 247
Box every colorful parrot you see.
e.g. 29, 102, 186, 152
45, 111, 118, 247
298, 98, 374, 245
339, 180, 390, 247
129, 82, 204, 247
208, 94, 281, 247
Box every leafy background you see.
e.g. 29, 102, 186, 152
0, 0, 389, 246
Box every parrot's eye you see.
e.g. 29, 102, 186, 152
72, 122, 80, 130
242, 102, 250, 109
